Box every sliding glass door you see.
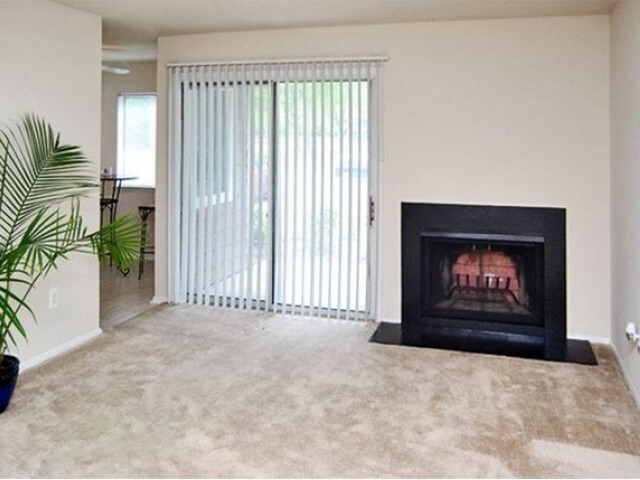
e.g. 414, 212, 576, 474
169, 60, 382, 320
273, 80, 370, 319
175, 77, 272, 309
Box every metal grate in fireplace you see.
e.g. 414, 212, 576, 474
422, 233, 543, 326
437, 248, 526, 314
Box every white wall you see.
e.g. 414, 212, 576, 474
156, 16, 611, 338
101, 61, 156, 221
611, 1, 640, 404
0, 0, 102, 365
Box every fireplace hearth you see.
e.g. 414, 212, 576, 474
370, 202, 596, 365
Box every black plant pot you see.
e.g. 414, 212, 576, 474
0, 355, 20, 414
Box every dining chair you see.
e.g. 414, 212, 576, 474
138, 205, 155, 279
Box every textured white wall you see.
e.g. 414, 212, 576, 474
611, 0, 640, 404
156, 15, 610, 338
0, 0, 102, 364
101, 61, 156, 220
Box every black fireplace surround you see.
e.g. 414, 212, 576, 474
401, 202, 568, 361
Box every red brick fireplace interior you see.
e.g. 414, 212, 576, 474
434, 247, 529, 315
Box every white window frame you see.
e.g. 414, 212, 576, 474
117, 92, 157, 189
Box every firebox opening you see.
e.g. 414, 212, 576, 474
422, 234, 544, 324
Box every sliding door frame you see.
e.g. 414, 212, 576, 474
168, 61, 382, 321
268, 77, 379, 320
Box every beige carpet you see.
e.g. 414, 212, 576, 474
1, 305, 640, 478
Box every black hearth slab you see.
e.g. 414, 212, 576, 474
566, 339, 598, 365
369, 321, 403, 345
369, 322, 597, 366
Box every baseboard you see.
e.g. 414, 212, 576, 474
610, 342, 640, 411
150, 295, 168, 305
569, 334, 610, 345
380, 317, 400, 324
20, 328, 103, 372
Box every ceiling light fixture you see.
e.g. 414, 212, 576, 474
102, 64, 130, 75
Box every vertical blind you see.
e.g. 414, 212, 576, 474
168, 58, 384, 320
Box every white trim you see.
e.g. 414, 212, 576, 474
151, 295, 168, 305
610, 341, 640, 410
380, 317, 401, 324
368, 66, 382, 321
19, 328, 103, 372
570, 334, 610, 345
168, 56, 388, 68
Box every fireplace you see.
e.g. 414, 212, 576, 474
401, 203, 568, 361
423, 233, 543, 323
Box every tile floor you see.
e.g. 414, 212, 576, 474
100, 260, 156, 329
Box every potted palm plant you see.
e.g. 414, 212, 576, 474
0, 115, 141, 414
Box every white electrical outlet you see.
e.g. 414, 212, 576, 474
48, 287, 59, 310
626, 322, 640, 353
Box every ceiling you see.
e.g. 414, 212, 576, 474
53, 0, 618, 62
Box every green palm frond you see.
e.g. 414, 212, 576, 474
6, 200, 88, 276
0, 114, 95, 251
0, 281, 33, 349
88, 214, 142, 271
0, 115, 142, 357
